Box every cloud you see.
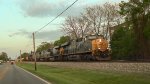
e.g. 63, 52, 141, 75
35, 30, 64, 41
18, 0, 53, 17
9, 29, 31, 37
16, 0, 86, 17
9, 29, 64, 41
0, 48, 9, 51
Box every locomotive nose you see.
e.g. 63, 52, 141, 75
96, 38, 108, 52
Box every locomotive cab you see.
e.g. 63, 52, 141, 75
91, 34, 110, 60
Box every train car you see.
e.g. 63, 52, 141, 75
60, 42, 70, 61
50, 34, 110, 61
52, 46, 61, 61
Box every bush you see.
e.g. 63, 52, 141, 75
110, 27, 136, 60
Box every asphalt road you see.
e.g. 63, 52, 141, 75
0, 63, 49, 84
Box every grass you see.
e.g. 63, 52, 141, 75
17, 63, 150, 84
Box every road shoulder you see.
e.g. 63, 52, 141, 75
16, 65, 51, 84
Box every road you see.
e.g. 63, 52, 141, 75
0, 63, 49, 84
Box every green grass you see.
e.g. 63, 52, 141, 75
17, 63, 150, 84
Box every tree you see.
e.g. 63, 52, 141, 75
83, 3, 122, 40
62, 3, 122, 40
110, 26, 136, 60
103, 3, 123, 39
62, 16, 91, 39
0, 52, 8, 61
54, 36, 70, 46
21, 52, 30, 61
76, 16, 91, 38
119, 0, 150, 59
36, 42, 54, 52
144, 21, 150, 39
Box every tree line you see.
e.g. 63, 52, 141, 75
111, 0, 150, 60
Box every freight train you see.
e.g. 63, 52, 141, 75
37, 34, 110, 61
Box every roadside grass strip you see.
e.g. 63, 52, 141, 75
17, 63, 150, 84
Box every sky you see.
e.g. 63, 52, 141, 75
0, 0, 127, 59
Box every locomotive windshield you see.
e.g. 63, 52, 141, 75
87, 34, 104, 40
87, 35, 97, 40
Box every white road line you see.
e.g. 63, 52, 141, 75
15, 65, 51, 84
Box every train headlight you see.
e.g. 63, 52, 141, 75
98, 39, 102, 42
100, 39, 102, 42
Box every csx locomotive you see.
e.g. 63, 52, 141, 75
37, 34, 110, 61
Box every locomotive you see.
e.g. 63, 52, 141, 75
46, 34, 110, 61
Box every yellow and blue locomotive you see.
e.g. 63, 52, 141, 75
51, 34, 110, 61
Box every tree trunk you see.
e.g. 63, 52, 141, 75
133, 14, 150, 60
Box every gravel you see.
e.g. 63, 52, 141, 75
26, 62, 150, 73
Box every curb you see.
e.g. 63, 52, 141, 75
16, 65, 51, 84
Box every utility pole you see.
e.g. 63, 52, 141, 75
32, 32, 37, 71
20, 50, 22, 63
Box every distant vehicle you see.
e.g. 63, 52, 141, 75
11, 61, 14, 65
0, 60, 3, 64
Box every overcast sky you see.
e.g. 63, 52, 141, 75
0, 0, 127, 59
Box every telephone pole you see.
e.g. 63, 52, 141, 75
20, 50, 22, 63
32, 32, 37, 71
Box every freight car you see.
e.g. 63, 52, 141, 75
48, 34, 110, 61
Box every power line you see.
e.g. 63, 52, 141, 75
35, 0, 78, 33
31, 1, 78, 70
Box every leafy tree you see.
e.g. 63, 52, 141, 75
119, 0, 150, 59
0, 52, 8, 61
54, 36, 70, 46
36, 42, 54, 52
110, 27, 136, 60
21, 52, 30, 61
